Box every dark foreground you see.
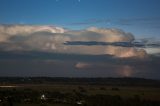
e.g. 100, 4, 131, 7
0, 77, 160, 106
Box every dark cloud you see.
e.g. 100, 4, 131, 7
64, 40, 160, 48
0, 51, 159, 79
64, 41, 137, 47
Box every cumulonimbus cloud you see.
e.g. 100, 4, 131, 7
86, 27, 134, 42
0, 25, 147, 58
0, 25, 65, 42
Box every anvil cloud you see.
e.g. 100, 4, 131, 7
0, 25, 148, 58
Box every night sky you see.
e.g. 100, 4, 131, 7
0, 0, 160, 79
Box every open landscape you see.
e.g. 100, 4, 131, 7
0, 77, 160, 106
0, 0, 160, 106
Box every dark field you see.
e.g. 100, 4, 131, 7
0, 77, 160, 106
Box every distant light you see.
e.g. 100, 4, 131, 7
41, 94, 46, 100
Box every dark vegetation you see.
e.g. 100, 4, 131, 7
0, 77, 160, 106
0, 77, 160, 86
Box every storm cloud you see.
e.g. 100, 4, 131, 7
0, 25, 150, 58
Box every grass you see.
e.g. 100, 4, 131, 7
1, 84, 160, 100
0, 84, 160, 106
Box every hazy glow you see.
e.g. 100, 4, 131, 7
118, 66, 133, 77
75, 62, 91, 69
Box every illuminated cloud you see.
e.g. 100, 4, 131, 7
104, 46, 147, 58
77, 63, 136, 77
0, 24, 150, 58
117, 65, 133, 77
87, 27, 134, 42
57, 45, 147, 58
0, 25, 65, 44
144, 47, 160, 55
75, 62, 92, 69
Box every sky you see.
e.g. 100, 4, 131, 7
0, 0, 160, 38
0, 0, 160, 79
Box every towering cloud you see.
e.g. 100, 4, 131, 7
0, 25, 65, 42
0, 25, 148, 58
87, 27, 134, 42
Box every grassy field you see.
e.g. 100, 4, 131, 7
11, 84, 160, 101
0, 77, 160, 106
0, 84, 160, 106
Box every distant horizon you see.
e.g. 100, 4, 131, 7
0, 76, 160, 80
